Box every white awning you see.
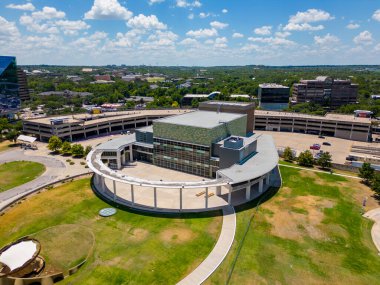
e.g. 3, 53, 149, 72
17, 135, 37, 144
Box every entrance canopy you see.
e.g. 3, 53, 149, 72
17, 135, 37, 144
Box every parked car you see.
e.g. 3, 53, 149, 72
322, 142, 331, 146
310, 144, 321, 150
318, 135, 325, 139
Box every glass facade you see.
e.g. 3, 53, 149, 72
0, 56, 20, 115
153, 138, 212, 177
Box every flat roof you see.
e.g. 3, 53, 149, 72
255, 110, 372, 124
259, 83, 289, 89
96, 134, 136, 151
200, 101, 255, 107
218, 134, 278, 183
154, 110, 246, 129
183, 94, 209, 98
136, 125, 153, 133
23, 109, 191, 125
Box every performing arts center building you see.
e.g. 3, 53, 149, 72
87, 102, 280, 213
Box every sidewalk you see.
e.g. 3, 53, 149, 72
363, 208, 380, 254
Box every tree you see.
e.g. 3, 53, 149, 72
6, 130, 19, 142
71, 144, 84, 157
84, 145, 92, 156
359, 162, 375, 185
47, 136, 62, 153
61, 141, 72, 155
371, 173, 380, 195
297, 150, 314, 167
283, 147, 294, 162
317, 152, 332, 170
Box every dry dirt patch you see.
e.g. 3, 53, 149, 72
128, 228, 149, 242
267, 195, 335, 241
160, 228, 196, 244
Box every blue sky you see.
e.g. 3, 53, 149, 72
1, 0, 380, 65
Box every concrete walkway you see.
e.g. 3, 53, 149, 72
177, 206, 236, 285
363, 208, 380, 253
279, 163, 360, 180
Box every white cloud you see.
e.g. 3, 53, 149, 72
146, 30, 178, 46
375, 44, 380, 52
214, 37, 228, 48
232, 32, 244, 38
0, 16, 20, 40
148, 0, 165, 5
284, 23, 324, 31
199, 12, 210, 18
188, 13, 194, 20
275, 31, 291, 38
210, 21, 228, 29
240, 44, 260, 52
179, 38, 198, 45
176, 0, 202, 8
72, 31, 108, 51
254, 25, 272, 35
32, 7, 66, 20
372, 10, 380, 22
127, 14, 167, 30
314, 33, 340, 45
6, 3, 35, 11
84, 0, 133, 20
248, 36, 295, 46
346, 23, 360, 29
19, 15, 59, 34
110, 30, 142, 47
222, 9, 228, 14
186, 28, 217, 38
56, 20, 91, 36
289, 9, 334, 24
284, 9, 333, 31
353, 30, 373, 45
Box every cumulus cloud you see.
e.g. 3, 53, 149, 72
353, 30, 373, 45
199, 12, 210, 18
19, 15, 59, 34
248, 36, 295, 46
214, 37, 228, 48
127, 14, 167, 30
275, 31, 291, 38
210, 21, 228, 29
148, 0, 165, 5
222, 9, 228, 14
372, 10, 380, 22
176, 0, 201, 8
232, 32, 244, 38
284, 9, 333, 31
254, 26, 272, 35
146, 30, 178, 46
346, 23, 360, 29
179, 38, 199, 45
188, 13, 194, 20
84, 0, 133, 20
289, 9, 334, 24
6, 3, 35, 11
56, 20, 91, 36
314, 33, 340, 45
186, 28, 217, 38
0, 16, 20, 40
32, 7, 66, 20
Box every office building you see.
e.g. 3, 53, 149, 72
258, 83, 290, 111
17, 68, 30, 102
292, 76, 358, 108
0, 56, 20, 116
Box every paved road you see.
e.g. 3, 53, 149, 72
177, 206, 236, 285
0, 149, 66, 203
364, 208, 380, 253
279, 163, 360, 180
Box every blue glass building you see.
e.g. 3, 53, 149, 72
0, 56, 21, 116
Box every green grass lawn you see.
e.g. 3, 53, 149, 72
206, 166, 380, 285
0, 178, 222, 285
0, 161, 46, 192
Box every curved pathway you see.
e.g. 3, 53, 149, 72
363, 208, 380, 253
0, 149, 66, 208
177, 205, 236, 285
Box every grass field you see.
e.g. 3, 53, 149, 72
0, 141, 13, 153
0, 161, 45, 192
0, 178, 222, 284
206, 166, 380, 284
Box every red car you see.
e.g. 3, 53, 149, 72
310, 144, 321, 150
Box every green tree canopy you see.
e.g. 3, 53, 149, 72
283, 147, 294, 162
297, 150, 314, 167
61, 141, 72, 155
359, 162, 375, 185
317, 152, 332, 169
71, 144, 84, 157
47, 136, 62, 153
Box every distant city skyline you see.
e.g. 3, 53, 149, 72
1, 0, 380, 66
